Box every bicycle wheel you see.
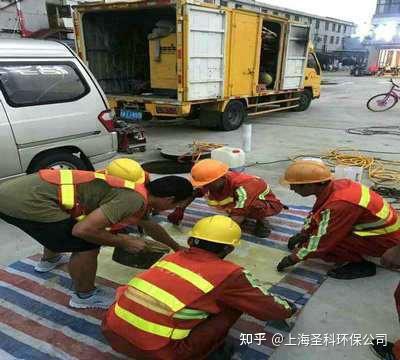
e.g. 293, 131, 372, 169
367, 93, 398, 112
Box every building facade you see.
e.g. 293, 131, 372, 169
366, 0, 400, 70
0, 0, 358, 63
0, 0, 77, 39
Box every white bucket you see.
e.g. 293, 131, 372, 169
211, 146, 246, 172
334, 165, 363, 183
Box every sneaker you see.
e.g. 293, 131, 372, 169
327, 261, 376, 280
370, 339, 395, 360
254, 220, 272, 238
69, 288, 115, 309
34, 254, 68, 273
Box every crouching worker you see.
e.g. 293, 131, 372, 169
277, 160, 400, 279
103, 215, 296, 360
0, 169, 193, 308
168, 159, 284, 237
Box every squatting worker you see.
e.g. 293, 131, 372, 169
0, 167, 193, 309
277, 160, 400, 279
103, 215, 296, 360
167, 159, 284, 238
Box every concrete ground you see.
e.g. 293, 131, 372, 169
1, 73, 399, 359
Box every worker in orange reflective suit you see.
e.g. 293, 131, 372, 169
168, 159, 284, 238
277, 160, 400, 279
370, 244, 400, 359
103, 215, 296, 360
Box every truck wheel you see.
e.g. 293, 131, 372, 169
294, 89, 312, 112
219, 100, 246, 131
29, 152, 89, 173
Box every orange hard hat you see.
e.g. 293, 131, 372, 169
190, 159, 229, 187
281, 160, 333, 185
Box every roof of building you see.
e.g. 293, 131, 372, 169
0, 39, 74, 58
254, 1, 357, 26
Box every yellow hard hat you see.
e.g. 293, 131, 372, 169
189, 215, 241, 247
190, 159, 229, 187
105, 158, 145, 184
281, 160, 333, 185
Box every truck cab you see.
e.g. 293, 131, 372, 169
301, 45, 322, 111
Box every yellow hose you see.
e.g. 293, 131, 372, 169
292, 148, 400, 185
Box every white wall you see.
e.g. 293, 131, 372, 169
0, 0, 49, 37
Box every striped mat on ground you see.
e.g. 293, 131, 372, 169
0, 199, 331, 359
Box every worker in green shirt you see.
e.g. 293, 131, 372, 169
0, 167, 193, 309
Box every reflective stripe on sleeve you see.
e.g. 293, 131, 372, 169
234, 187, 247, 209
297, 209, 331, 260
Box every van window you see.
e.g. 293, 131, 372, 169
307, 53, 321, 75
0, 63, 89, 107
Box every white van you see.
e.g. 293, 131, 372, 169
0, 39, 118, 181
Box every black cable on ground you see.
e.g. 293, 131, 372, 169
346, 126, 400, 136
245, 159, 291, 168
371, 186, 400, 210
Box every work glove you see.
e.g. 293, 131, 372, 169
167, 207, 185, 225
277, 256, 297, 272
287, 233, 308, 251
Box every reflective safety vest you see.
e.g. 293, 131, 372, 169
327, 181, 400, 237
207, 171, 270, 209
107, 251, 240, 351
39, 169, 148, 226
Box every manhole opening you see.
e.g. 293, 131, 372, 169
142, 160, 193, 174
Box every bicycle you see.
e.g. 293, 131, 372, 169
367, 79, 400, 112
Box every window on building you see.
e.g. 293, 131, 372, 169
285, 13, 291, 19
377, 0, 385, 14
220, 0, 228, 6
273, 10, 279, 15
295, 15, 300, 21
338, 24, 341, 33
330, 36, 334, 44
376, 0, 400, 14
324, 35, 328, 43
235, 3, 242, 9
316, 20, 320, 29
58, 5, 71, 18
336, 36, 340, 44
333, 23, 337, 31
0, 63, 89, 107
325, 21, 329, 31
344, 25, 347, 33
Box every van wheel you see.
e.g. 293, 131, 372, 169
294, 89, 312, 112
29, 152, 89, 173
219, 101, 246, 131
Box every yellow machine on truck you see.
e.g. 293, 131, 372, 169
73, 0, 321, 131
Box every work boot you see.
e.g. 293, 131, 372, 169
370, 339, 396, 360
207, 341, 234, 360
327, 260, 376, 280
254, 219, 272, 238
